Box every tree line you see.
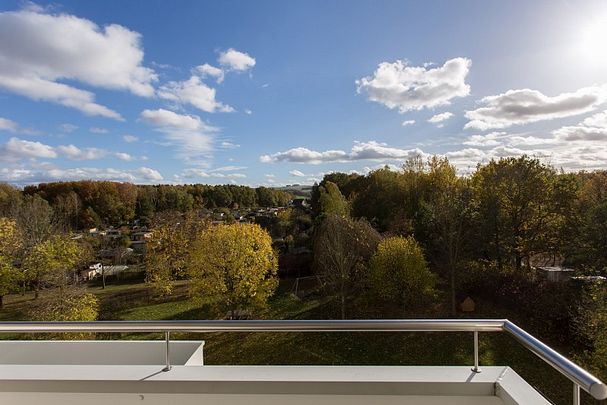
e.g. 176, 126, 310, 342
0, 182, 292, 230
310, 155, 607, 377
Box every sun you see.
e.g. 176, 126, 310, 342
579, 17, 607, 67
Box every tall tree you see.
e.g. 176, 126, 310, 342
187, 223, 278, 319
314, 215, 381, 319
421, 157, 473, 315
318, 181, 350, 217
471, 156, 559, 270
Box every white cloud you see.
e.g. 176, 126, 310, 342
210, 165, 247, 172
195, 63, 225, 83
464, 85, 607, 130
428, 112, 453, 124
0, 137, 57, 160
90, 127, 109, 134
135, 167, 163, 181
356, 57, 471, 112
0, 9, 157, 118
140, 108, 206, 130
582, 110, 607, 127
0, 117, 40, 135
401, 119, 416, 126
0, 137, 139, 163
552, 109, 607, 141
463, 132, 506, 147
220, 141, 240, 149
261, 147, 347, 164
553, 126, 607, 141
158, 75, 233, 113
56, 144, 106, 160
140, 108, 218, 163
181, 168, 210, 178
59, 123, 78, 133
0, 76, 123, 120
218, 48, 256, 72
0, 165, 164, 184
180, 168, 245, 180
0, 117, 18, 132
289, 170, 305, 177
115, 152, 134, 161
244, 109, 252, 115
261, 141, 424, 164
123, 134, 138, 143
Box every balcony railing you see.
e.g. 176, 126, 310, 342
0, 319, 604, 404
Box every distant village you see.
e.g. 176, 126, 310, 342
74, 197, 313, 284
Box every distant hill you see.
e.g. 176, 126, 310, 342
275, 184, 313, 198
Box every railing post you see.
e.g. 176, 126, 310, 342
162, 331, 171, 372
472, 330, 481, 373
573, 383, 580, 405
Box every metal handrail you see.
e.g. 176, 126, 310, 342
0, 319, 604, 403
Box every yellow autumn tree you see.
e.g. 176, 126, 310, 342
23, 235, 80, 298
0, 217, 22, 308
187, 223, 278, 319
23, 235, 98, 327
370, 236, 437, 315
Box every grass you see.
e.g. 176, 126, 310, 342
0, 280, 597, 404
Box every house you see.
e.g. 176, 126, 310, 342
79, 263, 102, 281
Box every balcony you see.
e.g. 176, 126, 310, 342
0, 319, 604, 405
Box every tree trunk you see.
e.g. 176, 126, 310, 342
0, 295, 3, 309
450, 265, 456, 316
101, 264, 106, 289
340, 281, 346, 319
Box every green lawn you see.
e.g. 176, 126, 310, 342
0, 281, 596, 404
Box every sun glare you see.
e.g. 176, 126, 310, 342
579, 16, 607, 66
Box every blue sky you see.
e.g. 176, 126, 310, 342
1, 0, 607, 186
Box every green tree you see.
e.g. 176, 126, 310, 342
471, 156, 560, 270
187, 223, 278, 318
369, 236, 436, 315
572, 282, 607, 380
420, 157, 473, 315
0, 183, 22, 217
318, 181, 350, 217
314, 215, 381, 319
